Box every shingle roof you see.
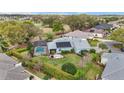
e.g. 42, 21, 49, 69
102, 53, 124, 80
95, 24, 113, 30
64, 30, 94, 39
33, 40, 47, 47
0, 53, 30, 80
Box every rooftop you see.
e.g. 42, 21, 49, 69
0, 53, 30, 80
102, 53, 124, 80
33, 40, 47, 47
64, 30, 94, 39
95, 23, 113, 30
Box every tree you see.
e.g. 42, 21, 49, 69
62, 63, 77, 75
0, 21, 40, 45
99, 43, 108, 49
63, 14, 100, 31
91, 53, 101, 63
109, 29, 124, 43
52, 20, 63, 32
89, 49, 96, 53
45, 32, 54, 41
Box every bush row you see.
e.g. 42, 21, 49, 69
6, 50, 28, 61
16, 48, 28, 53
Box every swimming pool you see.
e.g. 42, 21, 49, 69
36, 47, 44, 53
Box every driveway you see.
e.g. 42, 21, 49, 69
98, 39, 123, 53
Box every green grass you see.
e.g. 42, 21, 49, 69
87, 39, 100, 47
32, 54, 81, 68
82, 63, 103, 80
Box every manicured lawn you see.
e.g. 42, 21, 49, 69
32, 54, 81, 68
87, 39, 100, 47
82, 63, 103, 80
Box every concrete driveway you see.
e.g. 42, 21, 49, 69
98, 39, 123, 53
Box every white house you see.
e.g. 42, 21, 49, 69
47, 37, 91, 54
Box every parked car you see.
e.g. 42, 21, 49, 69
120, 48, 124, 52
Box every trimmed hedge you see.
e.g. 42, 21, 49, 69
62, 63, 77, 75
43, 63, 76, 80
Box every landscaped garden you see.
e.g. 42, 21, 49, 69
87, 39, 100, 47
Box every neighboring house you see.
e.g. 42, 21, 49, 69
87, 28, 106, 38
32, 40, 48, 56
64, 30, 94, 39
47, 37, 91, 54
64, 30, 105, 39
0, 53, 30, 80
86, 23, 114, 38
101, 53, 124, 80
95, 23, 113, 30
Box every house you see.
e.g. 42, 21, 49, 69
64, 30, 94, 39
88, 28, 106, 38
101, 53, 124, 80
0, 53, 30, 80
47, 37, 73, 53
32, 40, 48, 56
86, 24, 114, 38
95, 23, 113, 30
47, 37, 91, 54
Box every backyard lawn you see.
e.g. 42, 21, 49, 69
31, 54, 81, 68
82, 63, 103, 80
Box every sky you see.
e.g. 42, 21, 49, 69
32, 12, 124, 15
0, 12, 124, 15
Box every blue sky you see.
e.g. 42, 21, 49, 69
32, 12, 124, 15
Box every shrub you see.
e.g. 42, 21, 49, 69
91, 53, 101, 63
108, 49, 112, 53
43, 63, 76, 80
16, 48, 28, 53
61, 50, 71, 54
43, 75, 52, 80
80, 50, 88, 56
62, 63, 77, 75
29, 75, 34, 80
99, 43, 108, 49
89, 49, 96, 53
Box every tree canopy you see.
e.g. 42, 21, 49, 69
109, 29, 124, 43
0, 21, 40, 45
